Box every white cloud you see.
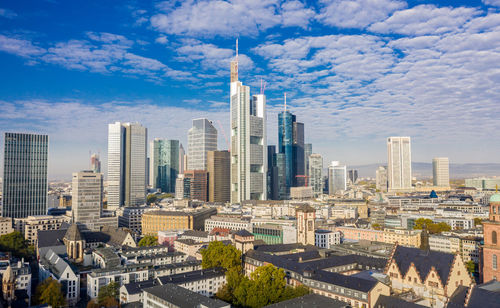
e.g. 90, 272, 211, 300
280, 1, 315, 28
483, 0, 500, 7
317, 0, 406, 29
155, 36, 168, 44
0, 8, 17, 19
0, 34, 45, 58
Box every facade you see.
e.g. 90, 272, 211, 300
150, 139, 179, 193
296, 205, 315, 245
481, 194, 500, 282
204, 215, 251, 233
39, 249, 80, 305
309, 154, 323, 197
465, 177, 500, 190
175, 174, 189, 199
91, 153, 101, 173
141, 208, 216, 235
348, 169, 358, 184
304, 143, 312, 177
433, 157, 450, 187
207, 150, 230, 203
315, 229, 341, 249
15, 215, 70, 245
1, 262, 31, 304
187, 118, 217, 171
328, 161, 347, 195
375, 166, 388, 192
142, 284, 229, 308
387, 136, 412, 190
230, 46, 267, 203
267, 145, 279, 200
72, 170, 102, 230
118, 206, 147, 235
2, 132, 48, 218
107, 122, 147, 209
183, 170, 208, 201
179, 143, 185, 174
0, 217, 13, 236
278, 108, 305, 193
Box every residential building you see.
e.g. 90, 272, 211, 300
309, 154, 323, 197
433, 157, 450, 187
142, 283, 229, 308
0, 217, 13, 236
72, 170, 103, 230
376, 166, 387, 192
328, 161, 347, 195
107, 122, 147, 209
204, 215, 251, 233
149, 139, 179, 193
383, 228, 421, 248
91, 153, 101, 173
15, 215, 70, 245
184, 170, 208, 201
481, 193, 500, 282
290, 186, 313, 199
118, 206, 147, 235
387, 136, 412, 190
2, 132, 48, 218
39, 249, 80, 305
296, 205, 315, 245
315, 229, 341, 249
207, 150, 230, 203
141, 208, 216, 235
187, 118, 217, 171
1, 261, 31, 304
230, 43, 267, 203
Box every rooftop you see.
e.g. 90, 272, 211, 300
144, 283, 229, 308
265, 293, 349, 307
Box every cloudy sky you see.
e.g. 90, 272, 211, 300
1, 0, 500, 179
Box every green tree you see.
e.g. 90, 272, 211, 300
372, 223, 382, 230
413, 218, 434, 230
413, 218, 451, 234
474, 218, 483, 226
466, 260, 477, 274
0, 231, 33, 259
146, 194, 158, 204
34, 277, 66, 308
97, 281, 119, 306
138, 235, 158, 247
201, 241, 242, 272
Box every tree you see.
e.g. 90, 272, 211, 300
33, 277, 66, 308
0, 231, 33, 259
474, 218, 483, 226
201, 241, 242, 272
466, 260, 477, 274
372, 223, 382, 230
414, 218, 451, 234
146, 194, 158, 204
98, 281, 119, 306
138, 235, 158, 247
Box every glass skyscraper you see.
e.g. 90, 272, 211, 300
187, 118, 217, 171
304, 143, 312, 177
150, 139, 179, 193
2, 132, 48, 218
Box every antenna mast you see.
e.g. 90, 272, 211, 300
284, 92, 287, 112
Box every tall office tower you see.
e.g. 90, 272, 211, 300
328, 161, 347, 195
72, 170, 102, 229
145, 157, 150, 187
276, 153, 287, 200
2, 132, 48, 218
304, 143, 312, 177
107, 122, 147, 209
348, 169, 358, 184
179, 144, 186, 174
309, 154, 323, 197
267, 145, 279, 200
230, 41, 267, 203
187, 118, 217, 171
207, 150, 230, 203
184, 170, 208, 201
150, 139, 179, 193
376, 166, 388, 192
91, 153, 101, 173
293, 122, 305, 186
387, 136, 412, 190
432, 157, 450, 187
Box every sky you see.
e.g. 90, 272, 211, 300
1, 0, 500, 180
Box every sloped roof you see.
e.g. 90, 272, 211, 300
374, 295, 427, 308
38, 229, 67, 248
265, 293, 349, 307
3, 265, 15, 282
448, 282, 500, 308
234, 229, 254, 237
64, 224, 83, 241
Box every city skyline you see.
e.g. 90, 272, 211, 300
1, 0, 500, 179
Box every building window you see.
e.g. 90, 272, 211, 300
493, 254, 498, 270
493, 231, 498, 245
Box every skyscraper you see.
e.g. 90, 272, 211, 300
387, 136, 412, 190
267, 145, 279, 200
184, 170, 208, 201
207, 150, 230, 203
187, 118, 217, 171
230, 41, 267, 203
91, 153, 101, 173
433, 157, 450, 187
150, 139, 179, 193
293, 121, 305, 185
107, 122, 147, 209
348, 169, 358, 184
179, 144, 186, 174
309, 154, 323, 197
2, 132, 48, 218
376, 166, 388, 192
328, 161, 347, 195
304, 143, 312, 177
72, 170, 102, 229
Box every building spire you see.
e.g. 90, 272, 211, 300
230, 38, 239, 83
284, 92, 287, 112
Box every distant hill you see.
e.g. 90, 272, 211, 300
350, 163, 500, 179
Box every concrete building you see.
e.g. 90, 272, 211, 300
142, 284, 229, 308
465, 177, 500, 190
296, 205, 315, 245
184, 170, 208, 201
309, 154, 323, 197
252, 224, 296, 245
375, 166, 388, 192
118, 206, 147, 235
0, 217, 13, 236
230, 43, 267, 202
315, 229, 341, 249
207, 150, 230, 203
15, 215, 70, 245
328, 161, 347, 195
187, 118, 217, 171
2, 132, 48, 218
433, 157, 450, 187
91, 153, 101, 173
107, 122, 147, 209
150, 139, 179, 193
72, 170, 103, 230
141, 208, 216, 235
387, 136, 412, 190
204, 215, 251, 233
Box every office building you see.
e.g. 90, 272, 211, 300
315, 230, 341, 249
309, 154, 323, 197
91, 153, 101, 173
348, 169, 358, 184
387, 136, 412, 190
207, 150, 230, 203
304, 143, 312, 177
141, 208, 216, 235
328, 161, 347, 195
187, 118, 217, 171
179, 144, 185, 174
2, 132, 48, 218
230, 42, 267, 202
276, 153, 286, 199
433, 157, 450, 187
150, 139, 179, 193
72, 170, 102, 229
293, 121, 305, 185
267, 145, 279, 200
107, 122, 147, 209
118, 206, 147, 235
184, 170, 208, 201
376, 166, 388, 192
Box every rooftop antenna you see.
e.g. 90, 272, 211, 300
284, 92, 287, 112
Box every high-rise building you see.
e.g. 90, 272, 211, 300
348, 169, 358, 184
267, 145, 279, 200
304, 143, 312, 177
309, 154, 323, 197
376, 166, 388, 192
328, 161, 347, 195
107, 122, 147, 209
293, 122, 305, 186
230, 41, 267, 203
179, 144, 186, 174
433, 157, 450, 187
2, 132, 48, 218
187, 118, 217, 171
207, 150, 230, 203
184, 170, 208, 201
276, 153, 286, 200
72, 170, 102, 229
91, 153, 101, 173
150, 139, 179, 193
387, 136, 412, 190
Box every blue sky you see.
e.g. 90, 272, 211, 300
1, 0, 500, 179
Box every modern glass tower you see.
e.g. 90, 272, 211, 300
309, 154, 323, 197
328, 161, 347, 195
304, 143, 312, 177
187, 118, 217, 170
150, 139, 179, 193
267, 145, 279, 200
2, 132, 48, 218
387, 136, 412, 190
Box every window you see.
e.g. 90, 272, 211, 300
493, 254, 498, 270
493, 231, 498, 245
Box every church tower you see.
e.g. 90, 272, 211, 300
63, 224, 86, 263
481, 193, 500, 282
2, 265, 16, 302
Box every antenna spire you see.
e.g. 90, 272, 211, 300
284, 92, 287, 112
236, 38, 238, 60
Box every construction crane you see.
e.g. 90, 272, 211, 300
217, 120, 230, 152
295, 175, 310, 187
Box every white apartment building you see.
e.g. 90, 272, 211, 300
315, 230, 341, 249
204, 216, 252, 233
387, 136, 412, 190
14, 215, 71, 245
433, 157, 450, 187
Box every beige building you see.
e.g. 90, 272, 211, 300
72, 171, 103, 230
207, 150, 230, 203
141, 208, 216, 235
15, 215, 71, 245
383, 228, 421, 248
0, 217, 13, 236
433, 157, 450, 187
296, 205, 315, 245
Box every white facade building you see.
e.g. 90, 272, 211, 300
309, 154, 323, 197
433, 157, 450, 187
387, 136, 412, 190
39, 249, 80, 305
328, 161, 347, 195
72, 171, 102, 230
204, 216, 252, 233
315, 230, 341, 249
187, 118, 217, 171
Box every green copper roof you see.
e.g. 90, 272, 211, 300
490, 194, 500, 203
